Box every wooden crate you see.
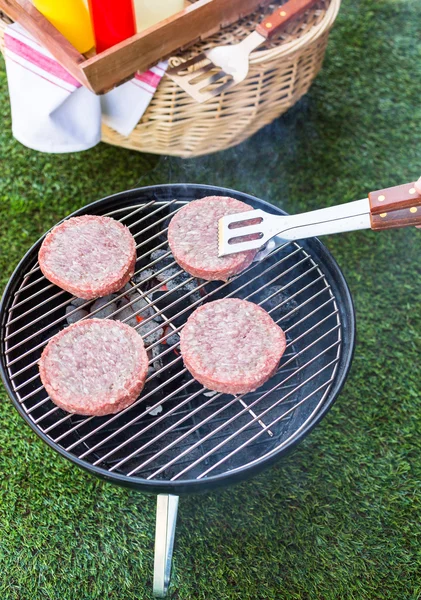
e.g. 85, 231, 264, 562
0, 0, 274, 94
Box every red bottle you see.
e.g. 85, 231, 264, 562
89, 0, 136, 53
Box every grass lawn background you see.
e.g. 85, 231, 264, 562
0, 0, 420, 598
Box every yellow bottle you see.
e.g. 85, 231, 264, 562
33, 0, 94, 53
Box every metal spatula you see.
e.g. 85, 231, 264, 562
167, 0, 318, 103
218, 182, 421, 260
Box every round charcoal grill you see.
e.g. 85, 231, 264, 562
0, 184, 355, 596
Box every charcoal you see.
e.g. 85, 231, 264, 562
150, 290, 196, 328
132, 298, 154, 320
114, 297, 138, 328
150, 343, 164, 372
71, 297, 89, 308
154, 341, 184, 380
90, 295, 118, 319
150, 249, 180, 284
259, 286, 298, 323
147, 366, 156, 379
166, 274, 203, 305
166, 271, 191, 287
146, 404, 163, 416
164, 272, 188, 287
150, 248, 173, 264
166, 332, 180, 347
114, 297, 163, 345
156, 264, 180, 284
127, 292, 155, 319
120, 285, 166, 324
138, 318, 163, 347
66, 305, 89, 325
117, 283, 133, 295
133, 268, 155, 286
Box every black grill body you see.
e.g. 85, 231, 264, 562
0, 185, 355, 494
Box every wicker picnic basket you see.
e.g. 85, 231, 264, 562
0, 0, 340, 158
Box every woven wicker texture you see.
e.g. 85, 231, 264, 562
0, 0, 340, 157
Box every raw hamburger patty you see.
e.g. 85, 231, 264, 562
180, 298, 286, 395
168, 196, 257, 281
39, 215, 137, 300
39, 319, 148, 416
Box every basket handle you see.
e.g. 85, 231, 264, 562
369, 182, 421, 230
256, 0, 319, 39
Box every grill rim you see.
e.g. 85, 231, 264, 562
0, 184, 356, 495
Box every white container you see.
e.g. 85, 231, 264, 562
134, 0, 185, 32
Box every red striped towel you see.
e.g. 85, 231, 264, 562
4, 23, 167, 153
101, 62, 167, 137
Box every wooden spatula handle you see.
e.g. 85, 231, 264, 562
369, 182, 421, 230
256, 0, 318, 39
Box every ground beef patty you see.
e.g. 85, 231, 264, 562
39, 319, 148, 416
180, 298, 286, 395
39, 215, 137, 300
168, 196, 257, 281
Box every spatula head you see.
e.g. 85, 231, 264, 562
218, 209, 272, 256
167, 30, 264, 102
167, 53, 238, 103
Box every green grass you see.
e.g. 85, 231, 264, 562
1, 0, 421, 598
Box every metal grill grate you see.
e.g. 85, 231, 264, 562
2, 188, 348, 489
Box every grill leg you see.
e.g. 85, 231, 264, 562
153, 494, 179, 597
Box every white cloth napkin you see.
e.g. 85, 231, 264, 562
101, 65, 167, 137
4, 23, 167, 153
